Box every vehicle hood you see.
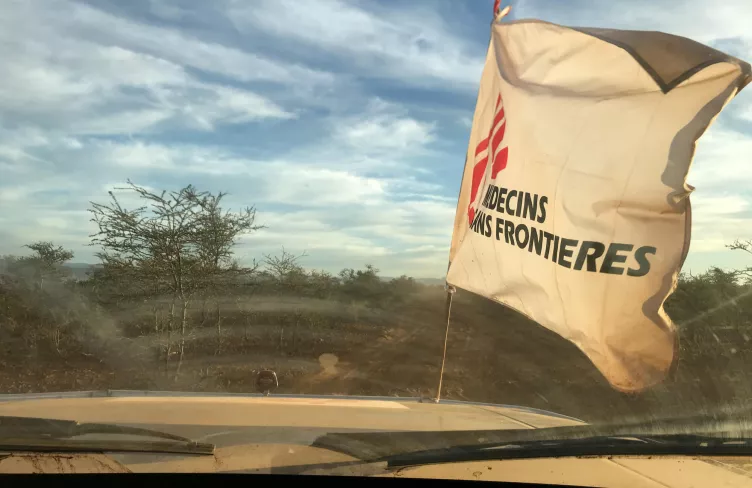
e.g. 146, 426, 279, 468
0, 391, 750, 487
0, 390, 584, 432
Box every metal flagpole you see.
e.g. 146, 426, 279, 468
434, 284, 456, 403
434, 0, 511, 404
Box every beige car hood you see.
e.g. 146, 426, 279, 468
0, 390, 583, 431
0, 391, 749, 487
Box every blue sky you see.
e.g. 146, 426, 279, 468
0, 0, 751, 277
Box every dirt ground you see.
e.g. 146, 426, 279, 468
1, 287, 749, 425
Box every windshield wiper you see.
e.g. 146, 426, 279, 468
0, 415, 214, 455
384, 434, 752, 468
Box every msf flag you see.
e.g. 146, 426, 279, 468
447, 20, 751, 392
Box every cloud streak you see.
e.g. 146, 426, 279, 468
0, 0, 310, 137
225, 0, 486, 89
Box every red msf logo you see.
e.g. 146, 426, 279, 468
467, 93, 509, 225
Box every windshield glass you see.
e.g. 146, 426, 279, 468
0, 0, 751, 473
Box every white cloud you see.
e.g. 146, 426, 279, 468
737, 101, 752, 124
148, 0, 188, 21
240, 194, 455, 276
104, 142, 180, 170
66, 110, 173, 136
689, 127, 752, 191
689, 192, 751, 255
249, 226, 391, 257
676, 126, 752, 258
339, 115, 435, 151
35, 217, 69, 230
154, 83, 296, 132
225, 0, 485, 88
335, 99, 435, 152
0, 0, 302, 137
2, 0, 333, 87
691, 194, 749, 218
261, 164, 387, 205
88, 139, 434, 207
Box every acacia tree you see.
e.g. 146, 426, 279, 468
18, 241, 74, 289
339, 264, 385, 304
263, 247, 308, 292
729, 239, 752, 282
0, 242, 75, 353
89, 181, 263, 373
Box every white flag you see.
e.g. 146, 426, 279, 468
447, 20, 751, 392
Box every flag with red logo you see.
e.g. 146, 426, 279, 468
447, 19, 751, 392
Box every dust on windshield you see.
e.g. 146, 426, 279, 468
0, 0, 751, 428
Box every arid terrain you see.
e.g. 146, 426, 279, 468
2, 270, 750, 425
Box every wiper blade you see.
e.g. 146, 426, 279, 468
1, 415, 188, 442
385, 434, 752, 468
314, 414, 752, 462
0, 437, 214, 455
0, 416, 214, 455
